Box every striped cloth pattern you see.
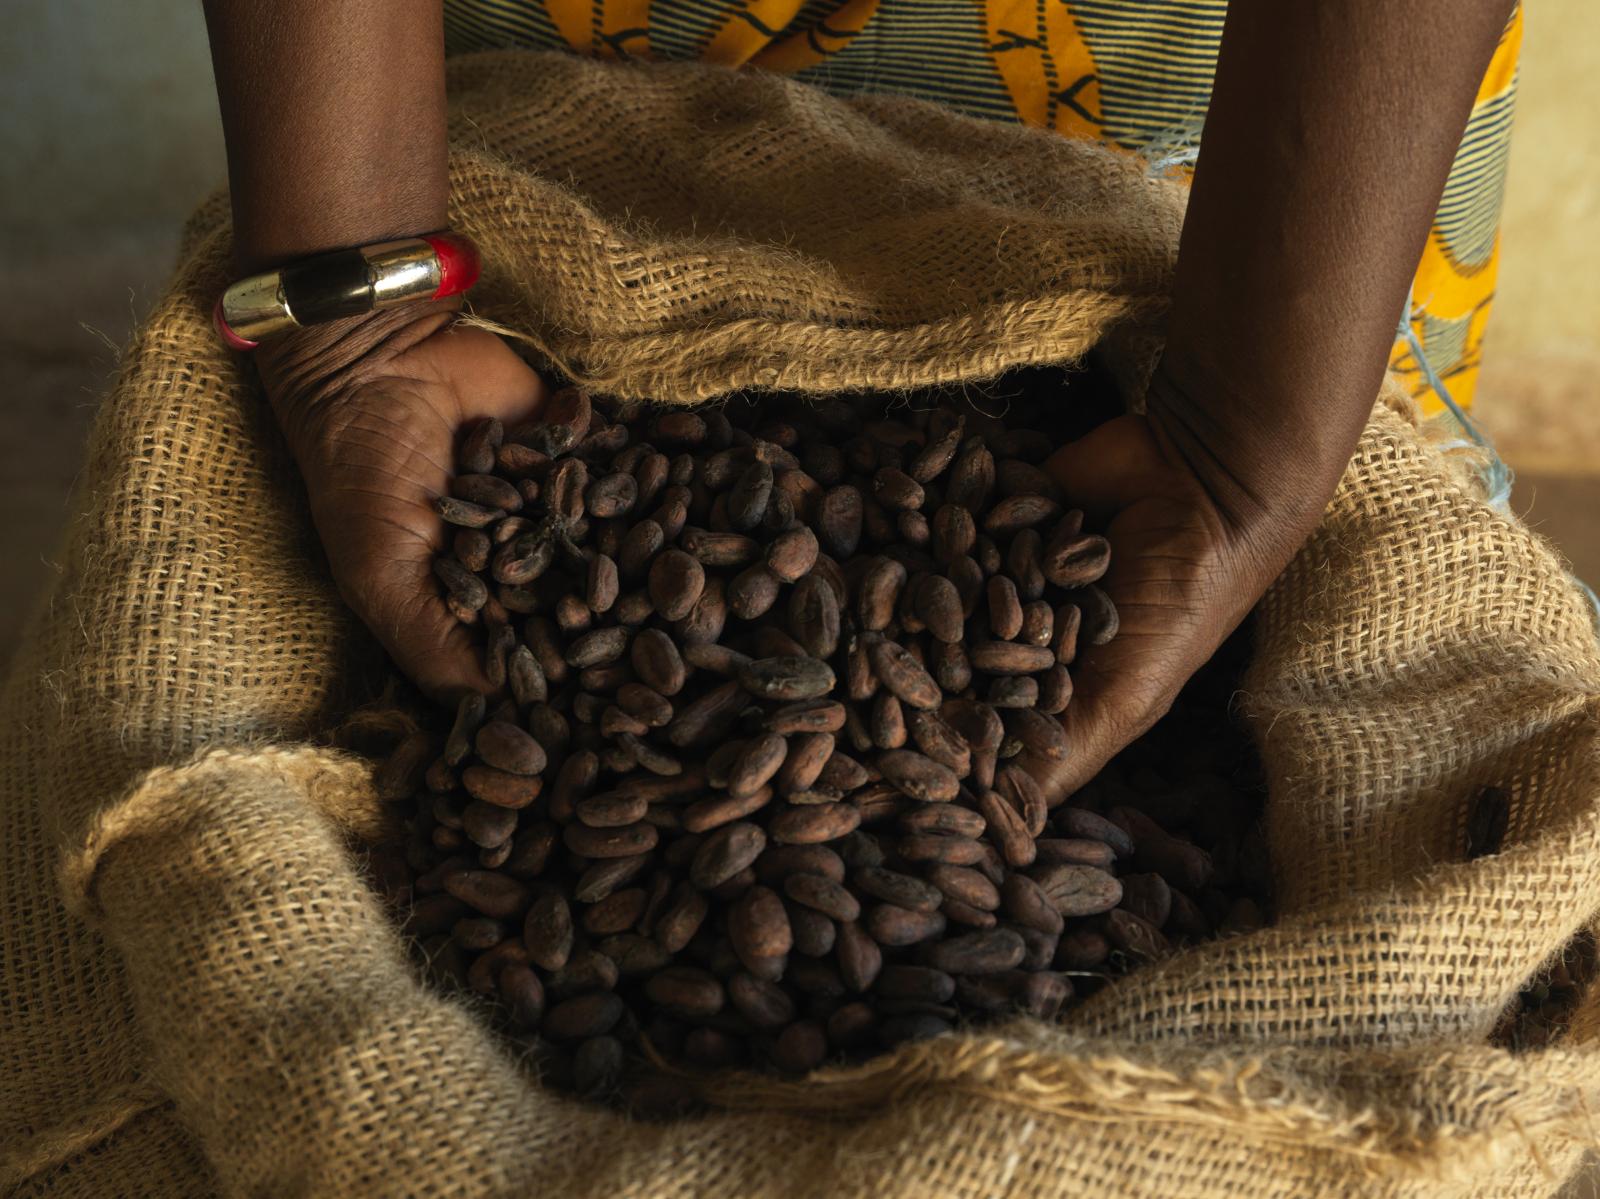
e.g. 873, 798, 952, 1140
443, 0, 1523, 412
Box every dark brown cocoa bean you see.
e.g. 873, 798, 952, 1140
727, 564, 781, 619
771, 1020, 829, 1074
899, 805, 986, 839
786, 573, 841, 659
1005, 707, 1070, 763
856, 556, 906, 632
1069, 583, 1119, 646
624, 627, 685, 697
461, 800, 517, 849
995, 458, 1058, 499
689, 822, 767, 890
583, 888, 648, 935
584, 552, 620, 613
913, 574, 964, 643
996, 764, 1049, 837
1042, 526, 1111, 589
816, 485, 864, 558
945, 444, 994, 511
730, 884, 793, 961
452, 472, 524, 513
905, 709, 972, 776
785, 902, 835, 957
1019, 600, 1054, 648
835, 919, 883, 992
728, 972, 798, 1029
645, 966, 727, 1018
565, 625, 630, 670
1038, 665, 1073, 714
928, 640, 972, 693
575, 791, 649, 828
868, 639, 941, 710
458, 416, 503, 474
1035, 838, 1116, 868
873, 466, 924, 512
585, 472, 638, 519
757, 844, 847, 886
926, 863, 1001, 910
773, 731, 833, 795
453, 527, 491, 573
864, 904, 947, 946
738, 656, 836, 702
667, 680, 748, 748
461, 765, 542, 810
918, 927, 1026, 975
616, 519, 665, 582
783, 872, 861, 922
443, 869, 531, 919
436, 496, 504, 529
816, 750, 870, 793
760, 525, 818, 583
898, 833, 985, 866
876, 749, 959, 803
681, 527, 760, 568
654, 883, 710, 953
727, 461, 774, 530
1120, 872, 1174, 928
544, 992, 624, 1041
1030, 863, 1122, 916
1105, 908, 1172, 962
870, 693, 907, 750
563, 821, 659, 859
728, 733, 789, 796
1000, 874, 1065, 935
947, 554, 986, 617
649, 549, 706, 621
574, 853, 653, 904
1054, 807, 1135, 857
681, 786, 773, 834
615, 682, 672, 728
433, 555, 488, 612
474, 721, 547, 776
444, 691, 487, 766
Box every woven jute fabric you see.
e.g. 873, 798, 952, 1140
4, 51, 1599, 1197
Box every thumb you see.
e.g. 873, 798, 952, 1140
329, 529, 498, 703
1044, 413, 1168, 523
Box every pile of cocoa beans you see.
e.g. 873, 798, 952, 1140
376, 382, 1271, 1103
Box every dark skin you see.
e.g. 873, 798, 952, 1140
203, 0, 1515, 798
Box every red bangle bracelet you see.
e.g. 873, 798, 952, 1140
212, 232, 480, 351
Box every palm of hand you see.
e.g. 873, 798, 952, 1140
288, 325, 547, 696
1035, 414, 1268, 800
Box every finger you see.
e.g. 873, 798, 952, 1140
1016, 638, 1174, 804
348, 553, 498, 703
1043, 414, 1167, 523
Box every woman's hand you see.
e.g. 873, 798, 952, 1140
260, 308, 547, 698
1030, 373, 1329, 801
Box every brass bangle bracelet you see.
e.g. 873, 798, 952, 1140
213, 233, 480, 351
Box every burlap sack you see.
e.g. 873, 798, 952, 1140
4, 51, 1599, 1197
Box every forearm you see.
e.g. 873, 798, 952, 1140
202, 0, 448, 272
1154, 0, 1515, 548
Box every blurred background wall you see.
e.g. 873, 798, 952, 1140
0, 0, 1595, 672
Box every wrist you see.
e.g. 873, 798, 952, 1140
259, 300, 458, 464
1143, 353, 1345, 575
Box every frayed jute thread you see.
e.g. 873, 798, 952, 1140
0, 1083, 170, 1188
62, 745, 379, 921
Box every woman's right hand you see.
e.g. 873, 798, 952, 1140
259, 307, 548, 699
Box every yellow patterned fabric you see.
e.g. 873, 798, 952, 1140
444, 0, 1522, 413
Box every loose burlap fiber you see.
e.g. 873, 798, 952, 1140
4, 51, 1600, 1197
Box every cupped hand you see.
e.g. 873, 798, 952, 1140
260, 308, 547, 698
1026, 398, 1321, 802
